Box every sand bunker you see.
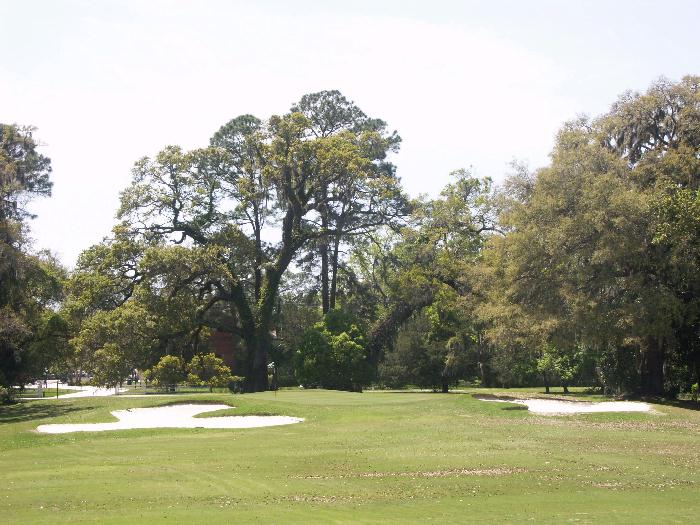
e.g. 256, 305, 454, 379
478, 396, 651, 415
36, 404, 303, 433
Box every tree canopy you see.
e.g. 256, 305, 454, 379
12, 78, 700, 400
0, 124, 66, 399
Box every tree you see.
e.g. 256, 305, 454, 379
187, 353, 234, 392
145, 355, 186, 387
71, 301, 156, 386
535, 343, 585, 394
294, 309, 371, 391
652, 182, 700, 391
116, 94, 399, 391
481, 76, 700, 396
379, 311, 455, 391
291, 91, 406, 313
0, 124, 61, 397
0, 124, 52, 225
91, 344, 132, 390
363, 171, 499, 369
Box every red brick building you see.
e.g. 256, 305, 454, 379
208, 330, 244, 375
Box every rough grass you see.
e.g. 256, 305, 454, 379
1, 388, 698, 524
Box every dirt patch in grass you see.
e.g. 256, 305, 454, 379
296, 466, 527, 480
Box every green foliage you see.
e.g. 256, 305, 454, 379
536, 343, 585, 392
0, 386, 13, 404
91, 343, 132, 389
479, 76, 700, 397
16, 78, 700, 397
144, 355, 186, 386
0, 124, 52, 223
79, 91, 405, 392
72, 301, 156, 381
24, 311, 72, 379
379, 312, 450, 390
358, 169, 498, 374
187, 353, 234, 391
0, 124, 65, 389
295, 310, 370, 391
227, 375, 245, 393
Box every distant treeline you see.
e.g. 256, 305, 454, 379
2, 78, 699, 401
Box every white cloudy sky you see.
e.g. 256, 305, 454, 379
1, 0, 698, 266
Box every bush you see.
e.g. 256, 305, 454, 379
145, 355, 186, 387
691, 383, 698, 402
227, 376, 245, 393
187, 353, 235, 392
0, 386, 15, 405
294, 310, 371, 392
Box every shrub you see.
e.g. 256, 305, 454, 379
0, 386, 15, 405
294, 311, 371, 392
145, 355, 186, 387
187, 353, 234, 392
227, 376, 245, 393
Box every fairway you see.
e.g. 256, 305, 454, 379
1, 390, 698, 524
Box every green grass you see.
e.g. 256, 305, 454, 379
1, 389, 698, 524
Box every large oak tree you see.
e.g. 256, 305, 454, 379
116, 95, 402, 391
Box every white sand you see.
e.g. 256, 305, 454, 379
479, 397, 651, 415
36, 404, 303, 433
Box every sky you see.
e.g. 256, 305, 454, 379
1, 0, 698, 266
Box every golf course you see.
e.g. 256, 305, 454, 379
2, 389, 698, 524
3, 7, 700, 521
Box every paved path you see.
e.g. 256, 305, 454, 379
25, 381, 126, 398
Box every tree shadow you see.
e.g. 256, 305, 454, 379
537, 391, 600, 397
471, 393, 518, 401
0, 402, 92, 424
642, 398, 700, 412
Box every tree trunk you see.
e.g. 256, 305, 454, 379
320, 197, 330, 314
253, 193, 263, 303
329, 214, 345, 311
254, 237, 262, 303
366, 292, 436, 366
321, 240, 329, 314
543, 373, 550, 394
244, 333, 269, 392
441, 379, 449, 393
329, 234, 341, 311
563, 384, 569, 394
640, 336, 665, 396
234, 204, 300, 392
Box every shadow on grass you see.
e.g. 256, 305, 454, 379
0, 402, 92, 424
536, 391, 601, 397
374, 388, 606, 397
157, 399, 235, 408
642, 398, 700, 412
373, 390, 448, 395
